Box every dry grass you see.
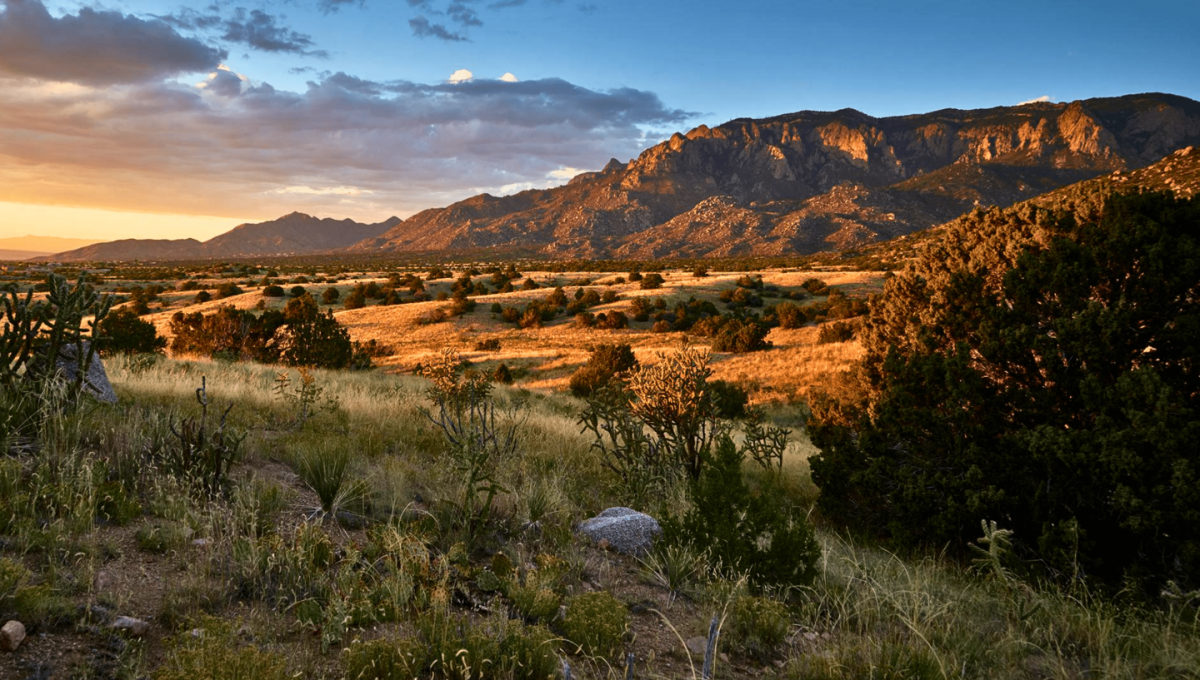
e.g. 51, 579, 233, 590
211, 268, 885, 405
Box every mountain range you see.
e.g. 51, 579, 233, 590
45, 213, 400, 262
36, 92, 1200, 263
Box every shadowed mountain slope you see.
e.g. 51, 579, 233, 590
50, 213, 400, 262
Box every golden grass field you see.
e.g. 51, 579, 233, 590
142, 268, 882, 404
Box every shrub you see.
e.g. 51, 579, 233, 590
491, 363, 513, 384
710, 318, 772, 353
262, 285, 285, 297
628, 271, 643, 282
521, 278, 540, 290
727, 595, 790, 661
651, 320, 672, 333
194, 290, 212, 303
810, 191, 1200, 592
343, 290, 366, 310
801, 278, 830, 296
280, 295, 355, 369
693, 266, 709, 277
601, 290, 618, 303
774, 301, 806, 329
96, 308, 166, 356
639, 273, 665, 290
569, 343, 638, 398
560, 592, 628, 659
321, 287, 340, 304
710, 379, 749, 419
817, 320, 856, 344
289, 285, 307, 298
216, 282, 243, 299
663, 435, 821, 590
473, 338, 502, 352
595, 310, 629, 330
574, 311, 595, 328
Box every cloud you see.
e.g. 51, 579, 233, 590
317, 0, 364, 14
447, 2, 483, 27
272, 185, 373, 196
219, 8, 329, 57
578, 3, 597, 14
197, 66, 246, 98
499, 72, 518, 83
488, 0, 527, 8
409, 15, 468, 41
0, 0, 225, 85
1018, 95, 1053, 105
0, 68, 696, 221
448, 68, 474, 84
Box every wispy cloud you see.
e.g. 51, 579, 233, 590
159, 6, 328, 58
409, 15, 469, 41
1018, 95, 1053, 105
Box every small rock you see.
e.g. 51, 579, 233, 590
1, 620, 26, 652
109, 616, 149, 637
685, 636, 707, 656
597, 538, 611, 551
803, 632, 818, 641
191, 538, 210, 548
719, 652, 729, 663
189, 628, 204, 639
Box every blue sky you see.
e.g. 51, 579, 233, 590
1, 0, 1197, 239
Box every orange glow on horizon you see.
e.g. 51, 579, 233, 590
0, 201, 252, 242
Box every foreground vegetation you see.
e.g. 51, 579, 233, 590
0, 348, 1198, 678
3, 190, 1199, 678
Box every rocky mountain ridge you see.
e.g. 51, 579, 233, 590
357, 92, 1200, 258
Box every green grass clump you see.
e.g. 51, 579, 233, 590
135, 520, 191, 554
345, 610, 559, 680
727, 594, 790, 661
783, 638, 942, 680
296, 442, 366, 517
560, 591, 628, 659
13, 583, 76, 630
156, 617, 290, 680
507, 583, 561, 623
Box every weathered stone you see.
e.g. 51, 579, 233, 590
686, 635, 707, 656
109, 616, 149, 637
52, 341, 118, 404
1, 620, 26, 652
577, 507, 661, 556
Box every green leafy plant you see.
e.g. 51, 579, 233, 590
559, 591, 628, 659
663, 435, 820, 591
727, 595, 790, 662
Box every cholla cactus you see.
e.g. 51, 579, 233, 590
970, 519, 1015, 583
1, 273, 111, 406
626, 344, 729, 480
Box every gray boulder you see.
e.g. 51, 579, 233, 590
53, 341, 118, 404
577, 507, 662, 556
